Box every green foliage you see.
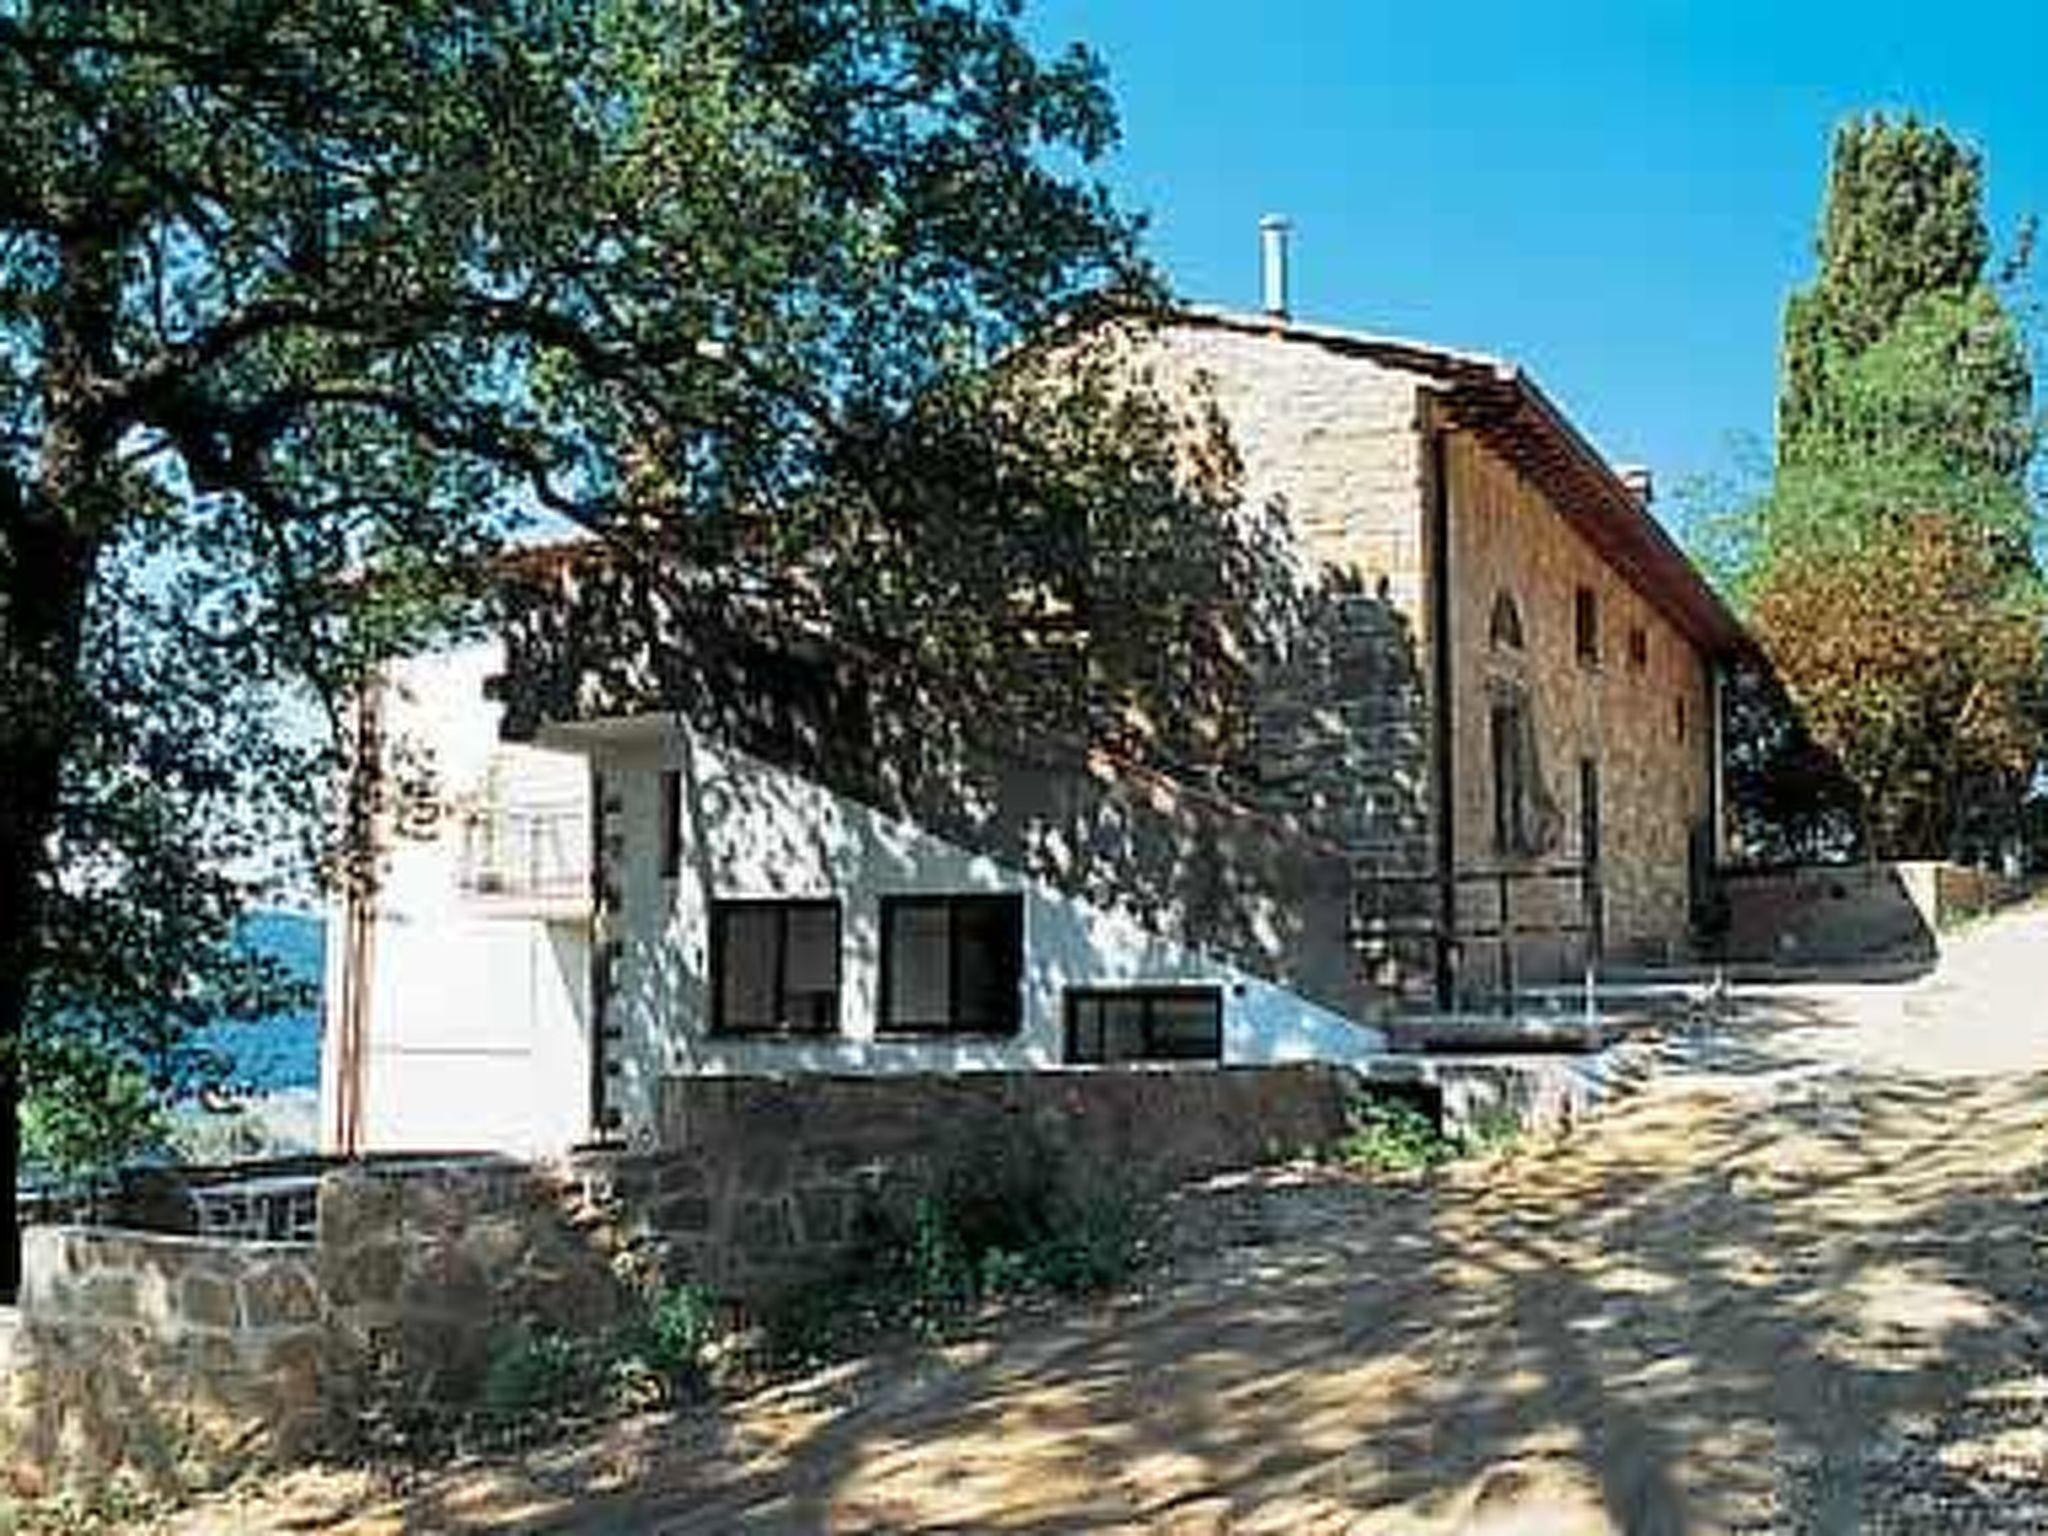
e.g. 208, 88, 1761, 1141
634, 1280, 719, 1390
762, 1121, 1145, 1367
1779, 114, 2003, 466
0, 0, 1148, 1288
1331, 1094, 1455, 1174
480, 1324, 590, 1427
17, 1035, 165, 1187
1711, 113, 2048, 862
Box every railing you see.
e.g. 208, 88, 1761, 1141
457, 798, 591, 903
1351, 861, 1599, 1016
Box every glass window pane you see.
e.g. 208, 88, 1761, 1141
952, 897, 1020, 1032
886, 902, 952, 1029
1100, 997, 1149, 1063
717, 906, 779, 1031
1148, 995, 1222, 1060
1068, 998, 1105, 1063
782, 905, 839, 1033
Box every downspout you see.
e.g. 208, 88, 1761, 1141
1708, 658, 1727, 864
1427, 420, 1457, 1011
332, 671, 385, 1157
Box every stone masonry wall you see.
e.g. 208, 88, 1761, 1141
317, 1159, 636, 1410
2, 1228, 324, 1488
652, 1065, 1354, 1299
1445, 431, 1713, 982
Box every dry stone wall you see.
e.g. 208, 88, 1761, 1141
652, 1065, 1354, 1299
2, 1228, 325, 1487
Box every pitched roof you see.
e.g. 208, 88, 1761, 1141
1166, 306, 1754, 660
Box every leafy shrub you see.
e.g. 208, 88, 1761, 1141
635, 1282, 719, 1391
760, 1119, 1146, 1365
480, 1325, 590, 1426
1332, 1093, 1454, 1173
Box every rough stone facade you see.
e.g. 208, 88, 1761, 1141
2, 1228, 325, 1487
1126, 317, 1726, 996
1445, 431, 1713, 979
1132, 321, 1430, 616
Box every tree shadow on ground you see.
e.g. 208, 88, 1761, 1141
361, 1053, 2048, 1534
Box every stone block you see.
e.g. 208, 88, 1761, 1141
80, 1272, 138, 1322
239, 1262, 320, 1328
181, 1272, 238, 1331
732, 1199, 793, 1255
653, 1194, 713, 1234
793, 1187, 850, 1245
321, 1239, 402, 1310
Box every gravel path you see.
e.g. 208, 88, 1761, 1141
175, 903, 2048, 1534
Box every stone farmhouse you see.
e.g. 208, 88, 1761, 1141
322, 283, 1750, 1157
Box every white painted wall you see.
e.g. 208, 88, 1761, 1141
320, 642, 593, 1155
551, 716, 1385, 1142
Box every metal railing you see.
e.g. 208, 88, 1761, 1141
457, 798, 591, 902
1351, 861, 1600, 1016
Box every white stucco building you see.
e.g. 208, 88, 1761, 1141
324, 636, 1384, 1156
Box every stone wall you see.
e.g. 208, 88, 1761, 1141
317, 1159, 636, 1408
652, 1065, 1353, 1298
1719, 860, 2031, 968
1444, 430, 1713, 983
2, 1228, 324, 1487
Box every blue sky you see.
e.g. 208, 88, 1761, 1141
1025, 1, 2048, 513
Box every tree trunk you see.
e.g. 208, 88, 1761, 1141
0, 505, 97, 1303
0, 232, 117, 1301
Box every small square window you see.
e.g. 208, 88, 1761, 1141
1574, 587, 1600, 668
1065, 988, 1223, 1064
710, 898, 841, 1036
880, 894, 1024, 1036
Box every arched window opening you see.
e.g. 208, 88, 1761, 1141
1489, 590, 1525, 652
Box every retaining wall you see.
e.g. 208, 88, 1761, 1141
652, 1065, 1354, 1297
2, 1228, 325, 1488
2, 1060, 1544, 1490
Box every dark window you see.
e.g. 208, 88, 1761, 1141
1573, 586, 1600, 667
659, 769, 682, 879
1627, 626, 1648, 671
1491, 691, 1555, 857
1065, 988, 1223, 1064
1675, 694, 1688, 743
880, 894, 1024, 1035
710, 899, 841, 1036
1488, 590, 1525, 651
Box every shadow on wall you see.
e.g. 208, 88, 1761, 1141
1718, 863, 1936, 972
496, 426, 1432, 1020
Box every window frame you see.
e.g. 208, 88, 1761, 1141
1064, 986, 1225, 1065
1573, 585, 1600, 668
659, 768, 682, 880
877, 892, 1025, 1038
707, 896, 843, 1038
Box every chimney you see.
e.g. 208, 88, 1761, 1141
1618, 464, 1653, 506
1259, 214, 1290, 319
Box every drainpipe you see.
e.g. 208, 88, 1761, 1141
331, 672, 385, 1157
1708, 659, 1727, 865
1427, 422, 1457, 1012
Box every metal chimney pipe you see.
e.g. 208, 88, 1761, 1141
1259, 214, 1290, 319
